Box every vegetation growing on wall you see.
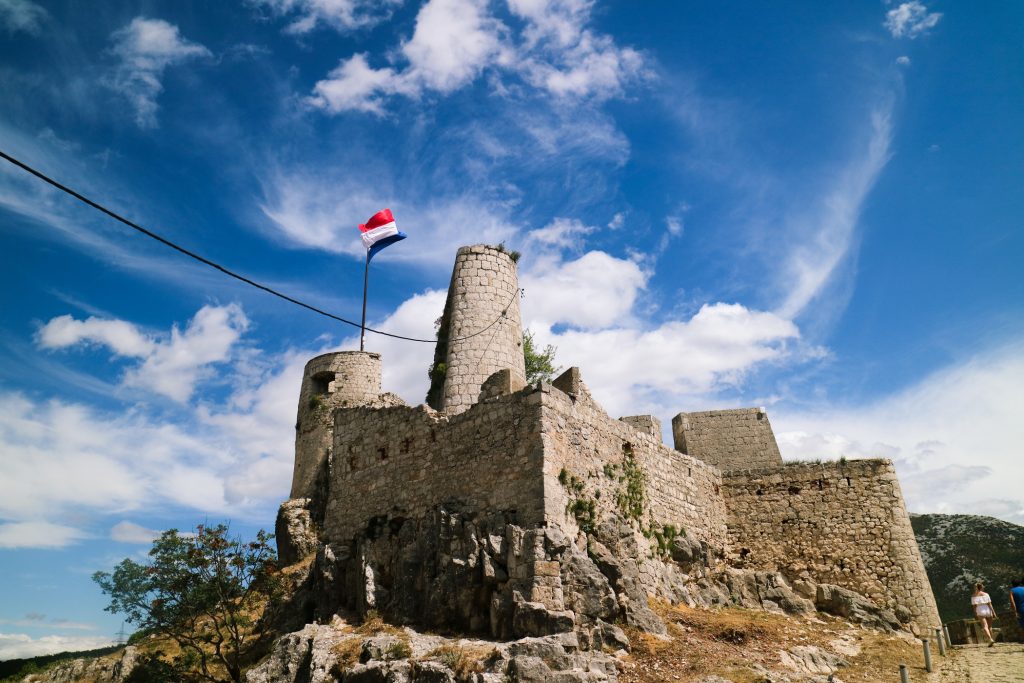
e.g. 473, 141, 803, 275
559, 468, 597, 533
523, 329, 560, 384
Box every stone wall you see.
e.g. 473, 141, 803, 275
671, 408, 783, 471
291, 351, 384, 499
439, 245, 525, 415
322, 389, 546, 544
538, 373, 727, 554
721, 460, 941, 632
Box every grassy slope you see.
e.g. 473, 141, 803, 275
911, 513, 1024, 623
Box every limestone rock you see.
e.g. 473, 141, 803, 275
815, 584, 901, 631
276, 498, 318, 565
779, 644, 848, 675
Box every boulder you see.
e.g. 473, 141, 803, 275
276, 498, 319, 566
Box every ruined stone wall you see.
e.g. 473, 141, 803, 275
322, 389, 545, 543
291, 352, 383, 499
537, 378, 727, 553
672, 408, 782, 471
721, 460, 941, 631
440, 245, 525, 415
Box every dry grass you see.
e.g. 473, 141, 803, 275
619, 601, 952, 682
424, 644, 497, 680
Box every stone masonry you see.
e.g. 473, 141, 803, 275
721, 460, 941, 630
279, 243, 941, 646
437, 245, 526, 415
672, 407, 783, 471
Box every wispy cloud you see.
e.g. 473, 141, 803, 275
107, 17, 211, 128
884, 1, 942, 39
248, 0, 401, 34
0, 0, 47, 35
775, 104, 893, 320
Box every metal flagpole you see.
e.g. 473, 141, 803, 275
360, 249, 370, 351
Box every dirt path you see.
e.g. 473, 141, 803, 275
933, 643, 1024, 682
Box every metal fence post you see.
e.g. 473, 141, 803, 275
935, 627, 947, 656
922, 638, 933, 673
899, 663, 910, 683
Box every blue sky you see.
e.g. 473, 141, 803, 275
1, 0, 1022, 659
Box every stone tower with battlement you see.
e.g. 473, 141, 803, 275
277, 244, 941, 643
431, 245, 526, 415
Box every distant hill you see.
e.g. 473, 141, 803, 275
911, 513, 1024, 623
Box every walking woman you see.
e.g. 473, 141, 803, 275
971, 582, 997, 646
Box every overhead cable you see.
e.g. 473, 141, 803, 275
0, 149, 521, 344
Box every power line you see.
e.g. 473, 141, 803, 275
0, 149, 521, 344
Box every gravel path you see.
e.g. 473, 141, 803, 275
934, 643, 1024, 682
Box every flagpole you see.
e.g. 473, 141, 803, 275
360, 249, 370, 352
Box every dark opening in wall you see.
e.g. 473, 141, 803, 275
400, 438, 412, 454
740, 547, 751, 559
817, 479, 824, 490
622, 441, 634, 457
845, 477, 852, 487
378, 447, 388, 461
788, 486, 802, 495
756, 488, 764, 496
310, 371, 334, 396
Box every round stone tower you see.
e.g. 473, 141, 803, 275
438, 245, 525, 415
290, 351, 381, 499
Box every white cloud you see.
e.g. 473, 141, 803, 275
248, 0, 400, 34
896, 55, 911, 66
522, 249, 646, 329
0, 632, 115, 660
38, 304, 249, 402
524, 217, 594, 252
108, 17, 211, 128
0, 521, 88, 549
401, 0, 506, 93
885, 1, 942, 39
37, 315, 154, 357
776, 105, 893, 319
258, 172, 518, 265
110, 520, 160, 543
0, 338, 311, 547
0, 0, 47, 34
307, 0, 642, 114
607, 212, 625, 230
774, 341, 1024, 524
308, 53, 401, 115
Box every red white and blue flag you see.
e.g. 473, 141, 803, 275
359, 208, 407, 260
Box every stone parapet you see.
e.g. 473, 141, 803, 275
672, 407, 782, 471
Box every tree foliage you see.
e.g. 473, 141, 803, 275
92, 524, 281, 683
523, 329, 560, 384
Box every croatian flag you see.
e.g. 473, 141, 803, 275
359, 208, 407, 260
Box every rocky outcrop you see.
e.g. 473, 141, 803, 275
17, 646, 139, 683
277, 498, 319, 565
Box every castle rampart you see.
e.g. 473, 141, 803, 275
291, 351, 383, 499
437, 245, 525, 415
323, 389, 546, 544
720, 459, 941, 631
672, 407, 782, 471
538, 379, 727, 552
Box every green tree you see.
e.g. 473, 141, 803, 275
523, 329, 560, 384
92, 524, 281, 683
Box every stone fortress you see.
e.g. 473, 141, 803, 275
276, 244, 940, 661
